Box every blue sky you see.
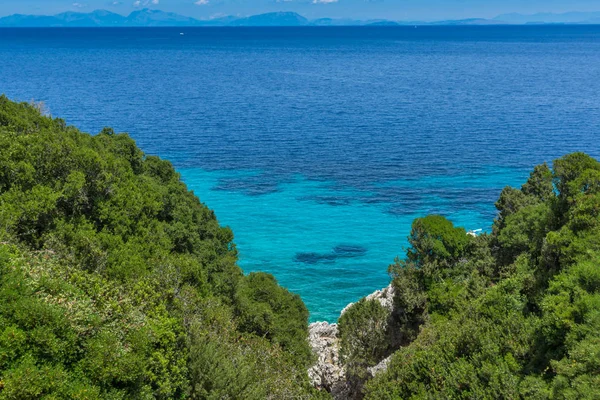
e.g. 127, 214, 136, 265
1, 0, 599, 21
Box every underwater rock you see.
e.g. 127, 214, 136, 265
295, 244, 368, 265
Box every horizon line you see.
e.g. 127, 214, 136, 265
1, 8, 600, 22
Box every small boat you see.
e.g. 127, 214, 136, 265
180, 33, 185, 36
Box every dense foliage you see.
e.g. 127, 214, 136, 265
0, 97, 322, 399
2, 96, 599, 399
340, 154, 600, 399
338, 298, 391, 395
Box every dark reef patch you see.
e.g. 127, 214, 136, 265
294, 244, 368, 265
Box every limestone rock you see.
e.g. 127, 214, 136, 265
307, 321, 348, 397
340, 284, 395, 316
367, 354, 392, 378
308, 284, 397, 398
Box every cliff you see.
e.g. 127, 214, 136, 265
0, 96, 318, 398
308, 284, 396, 398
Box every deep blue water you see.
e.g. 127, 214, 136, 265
1, 26, 599, 321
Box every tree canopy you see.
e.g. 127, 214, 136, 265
2, 95, 599, 400
0, 96, 322, 399
340, 153, 600, 400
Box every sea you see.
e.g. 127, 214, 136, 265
1, 26, 599, 322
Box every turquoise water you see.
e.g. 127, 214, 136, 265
180, 166, 526, 321
1, 26, 599, 321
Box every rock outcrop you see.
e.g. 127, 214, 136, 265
367, 355, 393, 378
308, 284, 396, 398
340, 284, 395, 316
307, 321, 349, 398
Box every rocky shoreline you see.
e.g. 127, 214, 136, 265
308, 284, 396, 399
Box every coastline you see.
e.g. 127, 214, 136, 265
308, 284, 396, 397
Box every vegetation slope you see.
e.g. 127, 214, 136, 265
1, 96, 599, 400
0, 96, 325, 399
339, 153, 600, 399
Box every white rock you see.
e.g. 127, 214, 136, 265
307, 322, 345, 392
367, 354, 393, 378
308, 284, 396, 398
340, 284, 395, 317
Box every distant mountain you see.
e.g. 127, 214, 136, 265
366, 20, 401, 26
309, 18, 363, 26
430, 18, 509, 26
0, 9, 311, 27
0, 8, 204, 27
126, 9, 202, 27
494, 11, 600, 24
198, 16, 240, 26
309, 18, 334, 26
0, 14, 64, 27
229, 12, 308, 27
2, 9, 600, 28
53, 10, 126, 27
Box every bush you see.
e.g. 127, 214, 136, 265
0, 96, 320, 399
359, 153, 600, 399
338, 299, 390, 390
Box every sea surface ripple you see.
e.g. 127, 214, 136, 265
1, 26, 599, 321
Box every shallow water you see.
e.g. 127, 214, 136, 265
1, 26, 599, 321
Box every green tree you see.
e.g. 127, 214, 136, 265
0, 96, 320, 399
361, 154, 600, 400
235, 272, 312, 367
405, 215, 471, 269
521, 162, 554, 202
338, 299, 391, 396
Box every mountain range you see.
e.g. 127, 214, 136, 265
495, 11, 600, 24
1, 9, 600, 27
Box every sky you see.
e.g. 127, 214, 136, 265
1, 0, 599, 21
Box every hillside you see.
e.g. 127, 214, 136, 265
329, 153, 600, 398
1, 96, 599, 399
0, 97, 325, 399
230, 12, 309, 27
